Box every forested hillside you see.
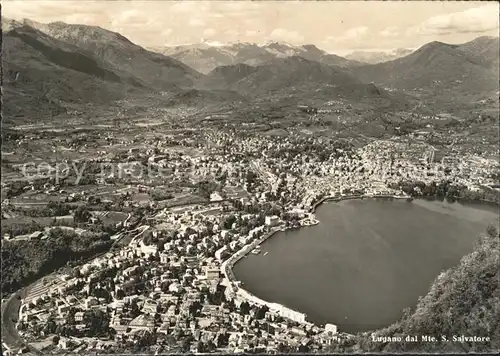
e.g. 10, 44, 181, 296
331, 225, 500, 353
1, 228, 113, 296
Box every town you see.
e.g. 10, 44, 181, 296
2, 120, 499, 354
2, 2, 499, 354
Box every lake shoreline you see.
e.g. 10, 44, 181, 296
230, 194, 498, 334
226, 194, 411, 333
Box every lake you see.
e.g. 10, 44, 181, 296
233, 198, 499, 334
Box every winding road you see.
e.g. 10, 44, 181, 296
0, 219, 142, 354
2, 288, 41, 355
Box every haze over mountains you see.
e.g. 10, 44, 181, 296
3, 21, 144, 118
345, 48, 415, 64
196, 55, 408, 110
2, 18, 201, 119
6, 18, 200, 89
153, 40, 360, 74
2, 17, 498, 121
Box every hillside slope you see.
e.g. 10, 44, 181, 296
161, 44, 237, 75
13, 18, 202, 89
457, 36, 500, 69
332, 227, 500, 353
2, 24, 147, 120
166, 88, 247, 109
198, 56, 409, 110
209, 56, 361, 95
354, 41, 498, 95
198, 63, 259, 90
262, 42, 359, 68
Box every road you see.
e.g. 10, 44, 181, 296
0, 219, 140, 354
128, 225, 151, 246
250, 161, 275, 191
1, 208, 188, 353
9, 202, 47, 207
1, 288, 41, 355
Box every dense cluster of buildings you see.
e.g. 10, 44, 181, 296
3, 123, 499, 354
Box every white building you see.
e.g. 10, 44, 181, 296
215, 246, 227, 261
75, 311, 84, 322
265, 215, 279, 227
325, 323, 338, 334
205, 266, 220, 280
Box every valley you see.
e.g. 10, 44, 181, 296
1, 8, 499, 356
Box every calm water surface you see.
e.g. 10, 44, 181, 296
233, 199, 499, 333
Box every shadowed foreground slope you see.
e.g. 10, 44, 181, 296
2, 23, 146, 120
333, 226, 500, 353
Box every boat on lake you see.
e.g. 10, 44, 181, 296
264, 252, 269, 256
251, 249, 261, 255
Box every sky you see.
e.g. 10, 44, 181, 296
2, 0, 499, 54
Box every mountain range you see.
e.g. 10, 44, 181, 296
2, 17, 498, 121
152, 41, 361, 74
354, 38, 499, 94
2, 21, 142, 119
2, 18, 202, 119
200, 56, 360, 92
8, 18, 201, 89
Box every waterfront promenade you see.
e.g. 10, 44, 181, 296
221, 228, 308, 324
223, 192, 411, 331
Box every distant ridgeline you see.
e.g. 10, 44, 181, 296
330, 226, 500, 353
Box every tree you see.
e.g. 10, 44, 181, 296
486, 224, 498, 239
239, 301, 251, 315
189, 300, 202, 317
239, 225, 249, 235
83, 309, 110, 337
47, 201, 70, 216
52, 335, 60, 345
216, 332, 229, 348
45, 315, 57, 334
197, 181, 219, 199
206, 341, 216, 352
222, 215, 237, 230
180, 338, 191, 353
298, 344, 310, 352
74, 206, 91, 223
154, 313, 162, 326
245, 171, 258, 184
197, 341, 206, 353
115, 289, 125, 300
277, 343, 288, 353
255, 305, 269, 320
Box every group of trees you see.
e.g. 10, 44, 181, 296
197, 180, 220, 199
1, 228, 112, 295
265, 137, 353, 164
3, 221, 43, 238
46, 201, 71, 216
221, 212, 267, 237
237, 301, 270, 321
43, 308, 115, 340
74, 206, 91, 223
150, 189, 174, 201
393, 180, 500, 204
231, 200, 282, 218
82, 309, 112, 337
